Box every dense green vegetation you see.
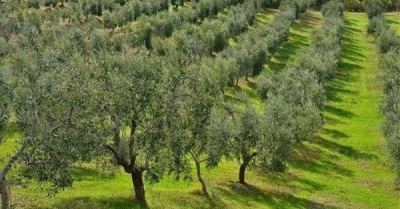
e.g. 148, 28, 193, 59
1, 0, 400, 208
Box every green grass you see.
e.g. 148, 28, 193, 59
2, 11, 400, 209
385, 12, 400, 36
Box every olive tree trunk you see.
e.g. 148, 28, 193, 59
0, 177, 9, 209
0, 146, 25, 209
190, 151, 209, 197
239, 152, 257, 184
131, 169, 146, 203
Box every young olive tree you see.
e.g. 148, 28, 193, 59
222, 91, 311, 184
232, 100, 263, 184
172, 57, 230, 196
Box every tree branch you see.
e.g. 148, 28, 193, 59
110, 113, 121, 149
189, 150, 199, 164
0, 144, 26, 180
103, 144, 128, 167
128, 120, 137, 169
50, 123, 63, 134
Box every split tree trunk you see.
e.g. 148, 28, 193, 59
238, 152, 257, 184
131, 169, 146, 203
194, 160, 209, 197
0, 178, 9, 209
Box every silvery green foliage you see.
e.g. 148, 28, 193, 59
367, 16, 389, 36
5, 26, 103, 193
380, 49, 400, 188
257, 68, 325, 112
259, 95, 296, 169
231, 99, 263, 162
0, 57, 11, 131
206, 106, 236, 166
364, 0, 385, 19
256, 69, 324, 170
375, 28, 400, 54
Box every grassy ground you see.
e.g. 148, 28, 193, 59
385, 12, 400, 35
2, 11, 400, 209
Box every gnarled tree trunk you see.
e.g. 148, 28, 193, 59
131, 169, 146, 203
239, 152, 257, 184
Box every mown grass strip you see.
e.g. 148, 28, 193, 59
385, 12, 400, 36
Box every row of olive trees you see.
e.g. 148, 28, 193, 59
101, 0, 258, 29
171, 0, 311, 190
344, 0, 400, 12
129, 0, 265, 57
176, 0, 311, 186
220, 0, 305, 86
253, 0, 345, 173
366, 0, 400, 189
290, 0, 344, 83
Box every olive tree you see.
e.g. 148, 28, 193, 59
231, 100, 263, 184
172, 57, 230, 196
256, 68, 324, 171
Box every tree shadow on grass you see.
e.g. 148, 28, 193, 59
254, 169, 328, 194
54, 196, 148, 209
321, 128, 349, 139
324, 105, 356, 119
290, 143, 354, 178
313, 137, 378, 160
325, 76, 358, 102
255, 9, 279, 24
293, 11, 323, 34
267, 33, 309, 72
186, 188, 228, 209
323, 115, 346, 125
385, 18, 399, 25
215, 182, 337, 209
